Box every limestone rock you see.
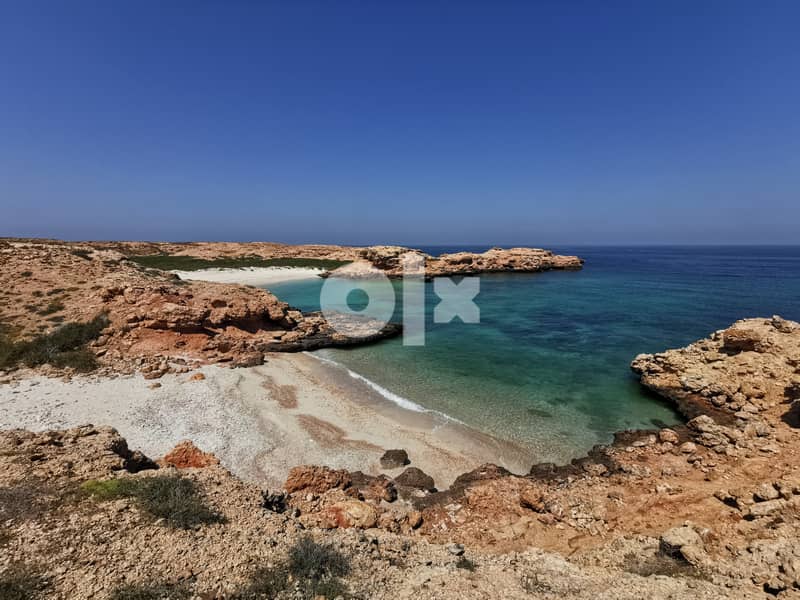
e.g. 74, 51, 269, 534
322, 500, 377, 529
660, 526, 703, 559
380, 449, 410, 469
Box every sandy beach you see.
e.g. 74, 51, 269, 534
0, 352, 536, 489
170, 266, 324, 286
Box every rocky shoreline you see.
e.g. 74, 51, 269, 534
3, 313, 799, 597
2, 238, 800, 597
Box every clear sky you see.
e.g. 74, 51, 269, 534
1, 1, 798, 245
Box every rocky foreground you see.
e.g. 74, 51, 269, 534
2, 317, 800, 598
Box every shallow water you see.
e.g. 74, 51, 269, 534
266, 246, 800, 463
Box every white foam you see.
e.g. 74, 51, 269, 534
307, 352, 463, 423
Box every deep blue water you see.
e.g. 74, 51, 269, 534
267, 246, 800, 462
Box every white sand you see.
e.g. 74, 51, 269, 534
0, 353, 536, 489
170, 267, 324, 286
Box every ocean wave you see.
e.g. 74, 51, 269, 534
306, 352, 463, 424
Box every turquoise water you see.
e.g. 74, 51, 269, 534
266, 246, 800, 462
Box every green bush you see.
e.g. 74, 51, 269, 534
129, 254, 349, 272
0, 314, 108, 372
242, 536, 351, 599
82, 475, 224, 530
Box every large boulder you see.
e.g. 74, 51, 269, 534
160, 440, 220, 469
284, 465, 352, 494
321, 500, 378, 529
660, 526, 705, 564
394, 467, 436, 492
380, 449, 410, 469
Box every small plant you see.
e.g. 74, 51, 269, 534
241, 536, 352, 599
45, 288, 65, 296
109, 582, 191, 600
82, 475, 224, 529
20, 271, 32, 278
31, 291, 43, 298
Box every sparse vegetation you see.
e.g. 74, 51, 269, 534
45, 288, 65, 296
0, 314, 108, 372
242, 536, 352, 599
0, 563, 51, 600
109, 582, 191, 600
129, 254, 349, 272
70, 249, 93, 260
82, 475, 224, 529
20, 271, 32, 278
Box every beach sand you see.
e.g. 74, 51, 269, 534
0, 352, 536, 489
170, 266, 324, 286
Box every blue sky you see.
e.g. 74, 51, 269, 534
1, 1, 798, 245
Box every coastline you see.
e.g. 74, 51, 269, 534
0, 351, 536, 489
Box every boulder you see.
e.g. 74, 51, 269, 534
722, 327, 766, 353
658, 428, 680, 444
754, 483, 781, 502
380, 449, 410, 469
160, 440, 220, 469
284, 465, 352, 494
394, 467, 436, 492
322, 500, 377, 529
519, 487, 546, 512
660, 526, 703, 560
350, 471, 397, 503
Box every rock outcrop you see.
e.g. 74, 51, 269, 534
324, 246, 583, 279
0, 241, 400, 378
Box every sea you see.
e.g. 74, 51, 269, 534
265, 246, 800, 463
